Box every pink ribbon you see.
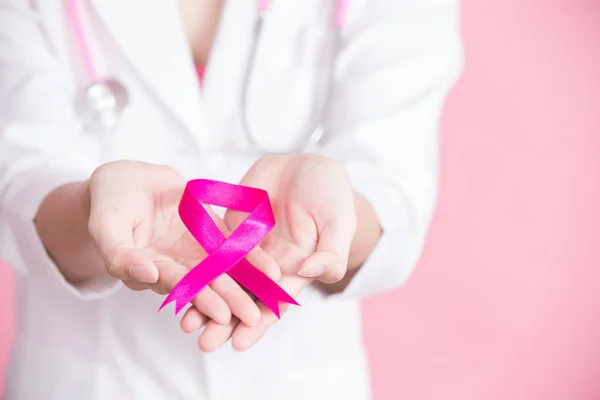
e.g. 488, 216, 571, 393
159, 179, 298, 318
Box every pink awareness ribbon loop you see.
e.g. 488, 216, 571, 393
159, 179, 299, 318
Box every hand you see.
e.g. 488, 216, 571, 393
179, 154, 357, 351
87, 160, 279, 326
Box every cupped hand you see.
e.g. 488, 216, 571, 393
87, 160, 279, 326
179, 154, 357, 351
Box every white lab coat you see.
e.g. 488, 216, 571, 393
0, 0, 462, 399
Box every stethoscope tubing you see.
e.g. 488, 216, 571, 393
239, 1, 345, 154
66, 0, 349, 152
66, 0, 101, 83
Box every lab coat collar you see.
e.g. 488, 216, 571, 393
89, 0, 204, 141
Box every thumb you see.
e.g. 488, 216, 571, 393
89, 212, 159, 283
297, 217, 354, 283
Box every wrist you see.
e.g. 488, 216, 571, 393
347, 189, 382, 272
35, 179, 105, 284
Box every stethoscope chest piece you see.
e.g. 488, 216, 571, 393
76, 79, 128, 134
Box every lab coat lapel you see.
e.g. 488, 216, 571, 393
201, 0, 257, 148
231, 0, 329, 153
203, 0, 315, 152
89, 0, 204, 139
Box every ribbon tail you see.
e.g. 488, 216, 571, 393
158, 292, 183, 315
228, 261, 299, 319
158, 265, 214, 315
257, 290, 300, 319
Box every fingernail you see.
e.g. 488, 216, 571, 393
298, 264, 326, 278
130, 265, 158, 283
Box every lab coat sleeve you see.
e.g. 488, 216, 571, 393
0, 3, 121, 299
319, 0, 463, 298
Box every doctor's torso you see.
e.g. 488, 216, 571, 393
39, 0, 341, 176
5, 1, 372, 400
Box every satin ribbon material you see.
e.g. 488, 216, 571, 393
159, 179, 298, 318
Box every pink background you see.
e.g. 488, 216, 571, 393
2, 0, 600, 398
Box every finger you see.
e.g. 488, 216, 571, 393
88, 179, 159, 283
155, 260, 232, 324
209, 274, 261, 327
87, 193, 137, 261
231, 275, 309, 352
245, 246, 281, 281
122, 279, 147, 291
191, 287, 232, 325
123, 277, 173, 295
180, 306, 208, 334
198, 318, 240, 353
297, 217, 353, 283
260, 234, 310, 274
103, 246, 159, 283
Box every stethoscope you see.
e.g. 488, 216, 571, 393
66, 0, 348, 152
66, 0, 129, 134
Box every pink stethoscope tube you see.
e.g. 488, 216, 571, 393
65, 0, 102, 83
